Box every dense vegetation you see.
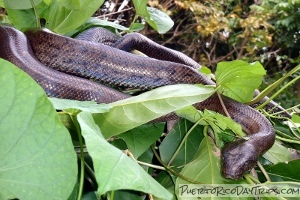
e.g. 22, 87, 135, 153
0, 0, 300, 200
146, 0, 300, 107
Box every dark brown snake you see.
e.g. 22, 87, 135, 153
0, 26, 275, 180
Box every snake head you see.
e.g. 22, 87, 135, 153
221, 139, 259, 180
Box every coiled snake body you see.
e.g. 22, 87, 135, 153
0, 26, 275, 179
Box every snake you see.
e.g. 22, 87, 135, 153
0, 25, 275, 180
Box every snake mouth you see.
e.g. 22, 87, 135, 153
221, 139, 259, 180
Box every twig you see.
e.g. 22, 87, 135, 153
151, 145, 203, 184
216, 91, 231, 118
257, 161, 271, 182
125, 150, 166, 170
97, 7, 133, 18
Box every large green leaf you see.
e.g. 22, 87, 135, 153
146, 7, 174, 34
215, 60, 266, 103
7, 0, 105, 34
4, 0, 42, 9
77, 111, 172, 199
93, 84, 215, 138
0, 59, 77, 199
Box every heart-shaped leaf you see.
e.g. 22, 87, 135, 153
0, 59, 77, 199
215, 60, 266, 103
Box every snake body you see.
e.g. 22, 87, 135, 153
0, 26, 275, 179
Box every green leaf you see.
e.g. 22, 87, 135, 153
36, 0, 105, 34
118, 123, 165, 158
81, 17, 129, 32
176, 107, 244, 148
132, 0, 148, 17
291, 114, 300, 123
175, 135, 224, 184
57, 0, 85, 10
0, 59, 77, 199
4, 0, 42, 9
177, 108, 243, 136
43, 0, 52, 5
112, 190, 145, 200
132, 0, 173, 33
199, 66, 212, 75
146, 7, 174, 34
155, 172, 176, 200
93, 84, 215, 138
77, 112, 172, 199
82, 191, 98, 200
215, 60, 266, 103
49, 97, 111, 114
129, 23, 145, 32
264, 160, 300, 181
263, 141, 293, 164
159, 119, 204, 168
6, 0, 171, 34
6, 8, 37, 31
133, 0, 159, 32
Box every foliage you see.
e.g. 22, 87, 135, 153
0, 59, 77, 199
147, 0, 300, 110
0, 0, 300, 200
154, 0, 300, 69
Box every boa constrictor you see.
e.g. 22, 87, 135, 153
0, 26, 275, 179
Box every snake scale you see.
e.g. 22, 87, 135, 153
0, 26, 275, 180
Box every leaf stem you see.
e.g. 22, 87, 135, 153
257, 161, 271, 182
256, 75, 300, 109
244, 174, 255, 184
30, 0, 41, 28
71, 115, 85, 200
110, 190, 115, 200
126, 150, 166, 170
275, 135, 300, 144
216, 91, 231, 118
245, 174, 261, 184
131, 15, 139, 28
249, 64, 300, 104
274, 129, 296, 140
273, 104, 300, 115
286, 118, 300, 139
